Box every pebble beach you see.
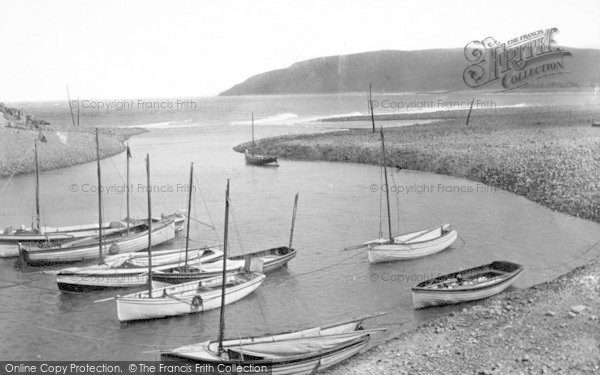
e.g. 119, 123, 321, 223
0, 127, 145, 178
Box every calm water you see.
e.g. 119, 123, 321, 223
1, 91, 600, 360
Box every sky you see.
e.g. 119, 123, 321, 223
1, 0, 599, 102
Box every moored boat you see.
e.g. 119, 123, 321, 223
152, 246, 296, 283
367, 224, 458, 263
114, 176, 265, 322
347, 126, 457, 263
152, 193, 299, 284
116, 271, 265, 322
1, 140, 185, 259
20, 219, 176, 266
411, 260, 524, 309
161, 315, 385, 373
244, 113, 279, 166
56, 246, 223, 292
245, 149, 278, 166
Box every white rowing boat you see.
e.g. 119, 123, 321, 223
411, 261, 523, 309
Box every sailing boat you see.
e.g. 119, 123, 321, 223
55, 162, 223, 291
19, 133, 178, 266
56, 247, 223, 292
114, 176, 265, 322
0, 141, 128, 258
244, 112, 278, 166
152, 193, 298, 284
362, 128, 457, 264
161, 307, 385, 372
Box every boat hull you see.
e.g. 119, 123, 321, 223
0, 211, 184, 259
56, 248, 223, 292
162, 337, 368, 375
116, 273, 265, 322
152, 246, 296, 284
368, 225, 457, 264
22, 221, 175, 266
0, 223, 127, 258
245, 150, 278, 166
411, 261, 523, 309
57, 273, 147, 292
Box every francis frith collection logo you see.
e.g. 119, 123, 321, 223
463, 28, 572, 90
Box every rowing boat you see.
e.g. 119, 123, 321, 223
411, 260, 523, 309
56, 247, 223, 292
161, 315, 384, 374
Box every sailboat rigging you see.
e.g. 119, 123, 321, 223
113, 179, 265, 322
152, 193, 298, 284
21, 142, 181, 266
344, 126, 458, 262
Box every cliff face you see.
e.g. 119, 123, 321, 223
220, 48, 600, 95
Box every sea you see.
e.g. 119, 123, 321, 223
1, 90, 600, 360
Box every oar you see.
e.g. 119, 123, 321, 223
342, 243, 368, 251
163, 293, 194, 306
343, 239, 388, 250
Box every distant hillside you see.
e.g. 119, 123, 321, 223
220, 48, 600, 95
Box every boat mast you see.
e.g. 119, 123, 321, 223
380, 128, 393, 241
66, 85, 76, 127
288, 193, 299, 249
184, 162, 194, 270
126, 143, 131, 234
251, 112, 255, 154
369, 83, 376, 134
145, 154, 153, 296
95, 129, 104, 264
217, 179, 230, 356
33, 141, 41, 233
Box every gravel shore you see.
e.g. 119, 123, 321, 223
0, 127, 145, 177
325, 260, 600, 375
233, 105, 600, 374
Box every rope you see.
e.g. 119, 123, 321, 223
340, 166, 376, 248
193, 170, 221, 243
378, 160, 384, 238
1, 316, 159, 349
0, 169, 16, 195
389, 171, 401, 234
228, 203, 246, 256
